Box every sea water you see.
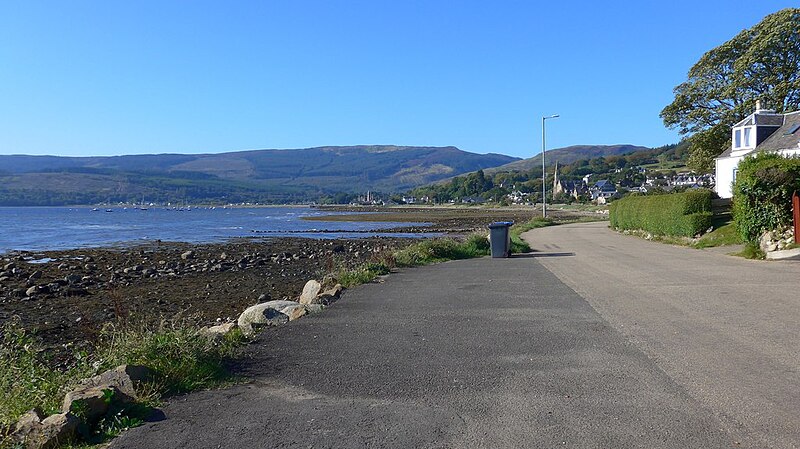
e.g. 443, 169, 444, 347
0, 206, 432, 253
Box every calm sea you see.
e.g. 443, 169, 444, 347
0, 206, 431, 254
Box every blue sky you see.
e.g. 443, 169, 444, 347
0, 1, 794, 158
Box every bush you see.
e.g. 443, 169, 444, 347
609, 189, 713, 237
732, 152, 800, 243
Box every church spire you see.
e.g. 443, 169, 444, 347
553, 161, 560, 191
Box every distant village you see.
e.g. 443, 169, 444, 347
355, 168, 715, 206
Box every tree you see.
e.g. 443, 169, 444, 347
661, 8, 800, 173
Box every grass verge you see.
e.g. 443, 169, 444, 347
0, 318, 247, 447
393, 233, 491, 267
735, 242, 766, 260
690, 223, 743, 249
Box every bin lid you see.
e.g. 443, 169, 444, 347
488, 221, 514, 228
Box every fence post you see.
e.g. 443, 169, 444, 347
794, 192, 800, 244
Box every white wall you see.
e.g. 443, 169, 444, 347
715, 155, 744, 199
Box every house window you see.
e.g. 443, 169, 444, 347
733, 168, 738, 182
734, 129, 742, 148
744, 127, 751, 147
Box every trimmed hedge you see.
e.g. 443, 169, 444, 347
610, 190, 713, 237
733, 152, 800, 243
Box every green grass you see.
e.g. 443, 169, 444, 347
736, 242, 766, 260
95, 320, 245, 395
394, 233, 491, 267
690, 223, 744, 249
0, 319, 247, 448
336, 262, 391, 288
0, 322, 93, 430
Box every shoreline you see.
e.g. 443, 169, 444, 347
0, 235, 417, 366
0, 206, 604, 366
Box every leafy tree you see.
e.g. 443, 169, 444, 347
661, 8, 800, 173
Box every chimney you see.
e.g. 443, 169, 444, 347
756, 100, 762, 112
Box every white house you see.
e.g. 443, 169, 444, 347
715, 102, 800, 198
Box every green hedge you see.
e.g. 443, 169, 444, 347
733, 152, 800, 243
610, 190, 713, 237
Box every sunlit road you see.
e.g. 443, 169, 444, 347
523, 221, 800, 448
110, 222, 799, 448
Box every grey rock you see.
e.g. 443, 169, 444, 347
65, 274, 82, 285
75, 364, 153, 399
237, 300, 296, 335
13, 408, 44, 434
11, 410, 79, 449
181, 250, 195, 260
25, 286, 38, 297
201, 322, 238, 339
62, 387, 116, 424
281, 304, 307, 321
28, 270, 42, 281
299, 280, 322, 305
305, 304, 325, 314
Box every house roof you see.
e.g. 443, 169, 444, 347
733, 111, 784, 127
717, 110, 800, 160
754, 111, 800, 153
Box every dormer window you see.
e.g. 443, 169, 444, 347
734, 129, 742, 148
744, 127, 751, 146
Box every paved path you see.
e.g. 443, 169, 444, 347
110, 223, 799, 448
524, 221, 800, 448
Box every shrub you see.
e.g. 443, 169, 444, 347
609, 189, 713, 237
732, 152, 800, 243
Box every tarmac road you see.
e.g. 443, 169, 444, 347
110, 222, 798, 448
524, 221, 800, 448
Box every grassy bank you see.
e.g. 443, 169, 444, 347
0, 320, 245, 447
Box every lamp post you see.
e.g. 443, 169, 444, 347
541, 114, 559, 218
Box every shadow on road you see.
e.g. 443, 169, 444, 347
511, 252, 575, 258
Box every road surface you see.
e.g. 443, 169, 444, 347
111, 222, 799, 448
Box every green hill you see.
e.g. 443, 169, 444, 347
485, 144, 650, 174
0, 146, 519, 205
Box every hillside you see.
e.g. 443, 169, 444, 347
0, 146, 519, 205
485, 144, 649, 174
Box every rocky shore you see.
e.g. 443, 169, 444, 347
0, 236, 413, 364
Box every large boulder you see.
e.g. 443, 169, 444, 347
75, 364, 152, 399
299, 279, 343, 305
316, 284, 343, 305
237, 300, 296, 335
62, 387, 119, 424
298, 280, 322, 305
11, 409, 79, 449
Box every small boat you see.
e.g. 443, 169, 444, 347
105, 209, 113, 213
91, 208, 99, 211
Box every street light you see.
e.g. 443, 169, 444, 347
541, 114, 559, 218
